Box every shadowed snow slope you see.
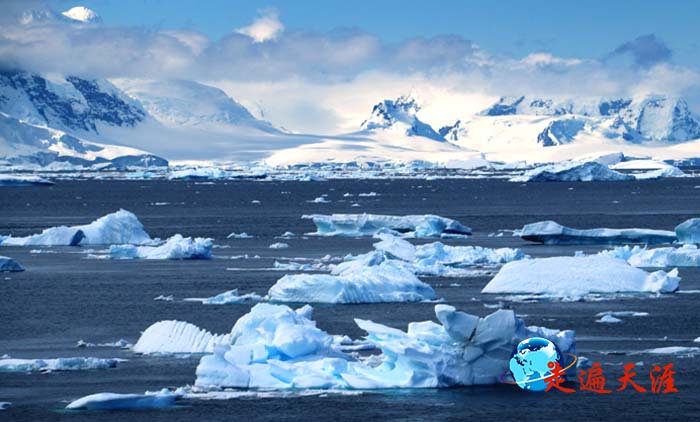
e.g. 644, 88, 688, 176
0, 209, 151, 246
482, 256, 680, 298
194, 303, 575, 389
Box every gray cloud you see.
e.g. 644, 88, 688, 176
608, 34, 672, 68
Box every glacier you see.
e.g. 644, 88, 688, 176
267, 261, 436, 304
510, 161, 633, 182
66, 389, 183, 411
194, 303, 575, 389
0, 256, 24, 272
518, 220, 676, 245
109, 234, 212, 260
482, 256, 680, 299
133, 320, 231, 355
676, 218, 700, 243
0, 209, 152, 246
302, 213, 471, 238
0, 357, 119, 372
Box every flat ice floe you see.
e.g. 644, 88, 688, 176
598, 244, 700, 267
0, 174, 53, 186
302, 213, 471, 238
0, 357, 119, 372
0, 209, 152, 246
482, 256, 680, 299
676, 218, 700, 243
194, 303, 575, 389
109, 234, 212, 259
0, 256, 24, 272
185, 289, 262, 305
510, 161, 633, 182
518, 220, 676, 245
132, 320, 231, 354
66, 389, 183, 410
267, 261, 436, 303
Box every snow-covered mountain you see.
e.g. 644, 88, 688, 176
359, 96, 444, 141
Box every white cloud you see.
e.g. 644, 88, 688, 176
235, 9, 284, 43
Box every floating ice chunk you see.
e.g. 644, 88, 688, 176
0, 357, 119, 372
132, 320, 230, 354
66, 388, 183, 410
310, 196, 330, 203
269, 242, 289, 249
302, 213, 471, 238
0, 210, 152, 246
482, 256, 680, 299
607, 244, 700, 267
227, 232, 254, 239
186, 289, 262, 305
518, 220, 676, 245
168, 167, 228, 180
194, 303, 575, 389
0, 256, 24, 272
694, 337, 700, 343
358, 192, 379, 197
595, 311, 649, 318
278, 231, 295, 239
413, 242, 525, 268
268, 262, 436, 303
273, 261, 327, 271
109, 234, 212, 260
596, 315, 622, 323
510, 161, 633, 182
633, 166, 686, 180
676, 218, 700, 244
372, 233, 416, 261
77, 339, 132, 349
635, 346, 700, 356
153, 295, 174, 301
0, 402, 10, 410
0, 174, 53, 186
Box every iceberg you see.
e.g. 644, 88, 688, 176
168, 167, 228, 180
227, 232, 253, 239
0, 402, 9, 410
194, 303, 575, 389
518, 220, 676, 245
133, 320, 231, 354
268, 262, 436, 303
0, 174, 53, 186
302, 213, 471, 238
66, 389, 183, 410
0, 357, 119, 372
0, 256, 24, 272
510, 161, 633, 182
186, 289, 262, 305
109, 234, 212, 260
676, 218, 700, 244
482, 256, 680, 299
0, 210, 152, 246
599, 244, 700, 267
269, 242, 289, 249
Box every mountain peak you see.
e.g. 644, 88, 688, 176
360, 96, 443, 141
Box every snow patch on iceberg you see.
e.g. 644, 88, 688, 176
302, 213, 471, 238
518, 220, 676, 245
0, 210, 152, 246
132, 320, 231, 354
109, 234, 212, 259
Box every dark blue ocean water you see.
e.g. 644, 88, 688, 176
1, 179, 699, 421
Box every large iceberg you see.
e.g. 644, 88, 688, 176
66, 389, 183, 410
0, 174, 53, 186
598, 244, 700, 267
482, 256, 680, 299
302, 213, 471, 238
132, 320, 231, 354
518, 220, 676, 245
109, 234, 212, 259
0, 210, 152, 246
194, 303, 575, 389
268, 262, 436, 303
676, 218, 700, 244
0, 357, 119, 372
0, 256, 24, 272
510, 161, 633, 182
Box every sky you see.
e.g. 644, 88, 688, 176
4, 1, 700, 134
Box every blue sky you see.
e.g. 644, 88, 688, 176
47, 0, 700, 66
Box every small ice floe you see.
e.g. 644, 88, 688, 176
273, 261, 328, 272
0, 357, 120, 372
632, 346, 700, 357
510, 160, 633, 182
676, 218, 700, 244
694, 337, 700, 343
0, 402, 10, 410
596, 315, 622, 323
0, 210, 152, 246
0, 256, 24, 272
358, 192, 379, 197
153, 295, 174, 302
251, 200, 261, 204
482, 256, 680, 300
185, 289, 262, 305
76, 339, 132, 349
227, 232, 254, 239
0, 174, 53, 186
351, 203, 360, 207
302, 213, 471, 238
109, 234, 212, 260
517, 220, 676, 245
267, 261, 436, 304
309, 195, 330, 203
277, 231, 295, 239
66, 388, 184, 411
132, 320, 230, 354
597, 244, 700, 267
269, 242, 289, 249
193, 303, 575, 389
